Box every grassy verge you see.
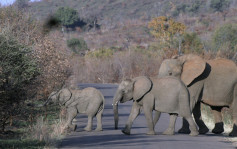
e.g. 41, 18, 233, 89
0, 101, 66, 149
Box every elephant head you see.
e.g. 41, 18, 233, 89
113, 76, 152, 129
39, 88, 72, 107
158, 54, 207, 86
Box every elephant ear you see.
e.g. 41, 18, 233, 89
179, 55, 206, 86
133, 76, 152, 102
58, 88, 72, 105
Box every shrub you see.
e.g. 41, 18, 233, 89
0, 6, 71, 134
212, 24, 237, 51
148, 16, 186, 43
54, 7, 79, 27
210, 0, 231, 12
0, 32, 38, 132
86, 48, 114, 58
67, 38, 88, 54
182, 32, 204, 54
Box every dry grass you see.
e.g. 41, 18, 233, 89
72, 49, 163, 85
28, 114, 67, 148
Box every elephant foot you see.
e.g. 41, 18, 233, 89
95, 127, 103, 131
189, 130, 199, 136
162, 128, 174, 135
229, 124, 237, 137
199, 127, 209, 134
121, 129, 130, 135
212, 122, 224, 134
84, 126, 92, 132
146, 131, 156, 135
178, 127, 190, 134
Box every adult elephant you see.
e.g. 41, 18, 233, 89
158, 54, 237, 136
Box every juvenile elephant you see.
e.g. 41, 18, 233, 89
113, 76, 198, 136
158, 54, 237, 136
45, 87, 105, 132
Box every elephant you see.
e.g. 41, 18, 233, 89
158, 54, 237, 136
44, 87, 105, 132
113, 76, 199, 136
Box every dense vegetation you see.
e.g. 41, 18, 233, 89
0, 6, 70, 148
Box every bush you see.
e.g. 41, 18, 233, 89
0, 6, 71, 136
182, 32, 204, 54
86, 48, 114, 58
212, 24, 237, 51
54, 7, 79, 27
210, 0, 230, 12
67, 38, 88, 54
0, 32, 38, 132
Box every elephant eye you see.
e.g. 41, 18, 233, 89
169, 72, 172, 76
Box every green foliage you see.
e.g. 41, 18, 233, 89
0, 139, 45, 149
54, 7, 79, 26
0, 33, 39, 132
67, 38, 88, 54
212, 24, 237, 51
182, 32, 204, 53
172, 1, 202, 16
86, 48, 114, 58
210, 0, 230, 12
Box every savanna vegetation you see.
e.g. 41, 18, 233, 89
1, 0, 237, 148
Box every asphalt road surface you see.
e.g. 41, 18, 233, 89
59, 83, 234, 149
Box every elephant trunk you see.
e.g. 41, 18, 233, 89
113, 90, 123, 129
36, 91, 58, 107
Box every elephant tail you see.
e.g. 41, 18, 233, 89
96, 92, 105, 116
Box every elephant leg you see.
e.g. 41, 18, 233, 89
65, 107, 77, 131
178, 118, 191, 134
163, 114, 177, 135
193, 102, 209, 134
230, 85, 237, 136
143, 101, 155, 135
211, 106, 224, 134
95, 109, 103, 131
84, 115, 93, 131
229, 113, 237, 136
153, 111, 161, 126
122, 102, 141, 135
185, 116, 199, 136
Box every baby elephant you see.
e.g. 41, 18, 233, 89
113, 76, 198, 136
47, 87, 105, 132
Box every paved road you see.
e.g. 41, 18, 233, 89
59, 84, 234, 149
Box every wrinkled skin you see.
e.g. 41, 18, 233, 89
113, 76, 198, 136
45, 87, 105, 132
158, 54, 237, 136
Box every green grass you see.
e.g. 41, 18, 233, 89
1, 101, 62, 149
0, 139, 45, 149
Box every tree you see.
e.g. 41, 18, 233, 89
210, 0, 230, 12
212, 24, 237, 51
0, 33, 38, 132
54, 7, 79, 27
0, 7, 71, 132
182, 32, 204, 54
67, 38, 88, 55
148, 16, 186, 42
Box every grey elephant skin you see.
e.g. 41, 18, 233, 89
158, 54, 237, 136
47, 87, 105, 132
113, 76, 198, 136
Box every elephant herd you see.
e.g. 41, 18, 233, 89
44, 54, 237, 137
